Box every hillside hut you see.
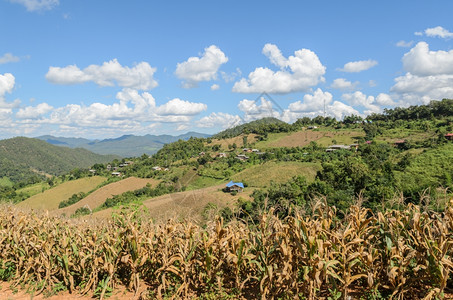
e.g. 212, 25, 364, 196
225, 181, 244, 193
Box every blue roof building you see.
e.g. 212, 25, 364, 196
226, 181, 244, 192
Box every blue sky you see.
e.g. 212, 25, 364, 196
1, 0, 453, 139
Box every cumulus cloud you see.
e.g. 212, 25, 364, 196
175, 45, 228, 88
391, 42, 453, 105
424, 26, 453, 39
330, 78, 359, 90
0, 53, 20, 64
402, 42, 453, 76
396, 40, 413, 48
14, 89, 207, 138
375, 93, 395, 106
46, 59, 158, 90
342, 91, 381, 114
338, 59, 378, 73
391, 73, 453, 105
210, 84, 220, 91
9, 0, 59, 11
238, 97, 282, 121
232, 43, 326, 94
155, 98, 207, 116
0, 73, 21, 109
288, 88, 332, 113
282, 89, 360, 122
16, 103, 53, 119
196, 112, 242, 129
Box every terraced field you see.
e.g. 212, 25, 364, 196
17, 176, 107, 211
254, 129, 364, 148
55, 177, 160, 216
91, 183, 254, 222
232, 161, 321, 187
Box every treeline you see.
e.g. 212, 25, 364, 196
231, 142, 453, 223
213, 117, 292, 139
367, 98, 453, 122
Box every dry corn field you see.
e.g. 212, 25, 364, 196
0, 201, 453, 300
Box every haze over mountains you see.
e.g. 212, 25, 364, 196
36, 132, 211, 157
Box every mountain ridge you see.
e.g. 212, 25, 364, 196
35, 132, 211, 157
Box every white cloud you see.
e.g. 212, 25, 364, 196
402, 42, 453, 76
176, 124, 189, 131
155, 98, 207, 116
221, 68, 242, 83
283, 89, 360, 122
196, 112, 242, 129
9, 0, 59, 11
328, 101, 361, 120
288, 88, 332, 113
16, 103, 53, 119
342, 91, 381, 114
0, 73, 21, 109
424, 26, 453, 39
330, 78, 359, 90
368, 80, 377, 87
414, 31, 423, 36
238, 97, 281, 121
0, 53, 20, 64
14, 89, 207, 138
46, 59, 158, 90
391, 73, 453, 105
338, 59, 378, 73
390, 42, 453, 105
175, 45, 228, 88
232, 43, 326, 94
210, 84, 220, 91
396, 40, 413, 48
375, 93, 395, 106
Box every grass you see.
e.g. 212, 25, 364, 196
0, 177, 14, 188
15, 182, 50, 197
231, 161, 321, 187
253, 129, 364, 149
376, 128, 436, 143
186, 176, 225, 190
17, 176, 107, 210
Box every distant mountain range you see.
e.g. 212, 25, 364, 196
0, 137, 117, 184
36, 132, 211, 157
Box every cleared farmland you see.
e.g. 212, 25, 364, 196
232, 161, 321, 187
55, 177, 160, 217
17, 176, 107, 211
254, 129, 364, 148
92, 183, 253, 222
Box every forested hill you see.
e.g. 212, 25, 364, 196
0, 137, 117, 184
36, 132, 211, 157
213, 117, 291, 139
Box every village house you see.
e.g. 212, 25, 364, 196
111, 172, 121, 177
152, 166, 162, 171
217, 152, 227, 158
326, 144, 351, 152
236, 154, 249, 161
445, 133, 453, 140
225, 181, 244, 193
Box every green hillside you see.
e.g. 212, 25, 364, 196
0, 137, 117, 184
